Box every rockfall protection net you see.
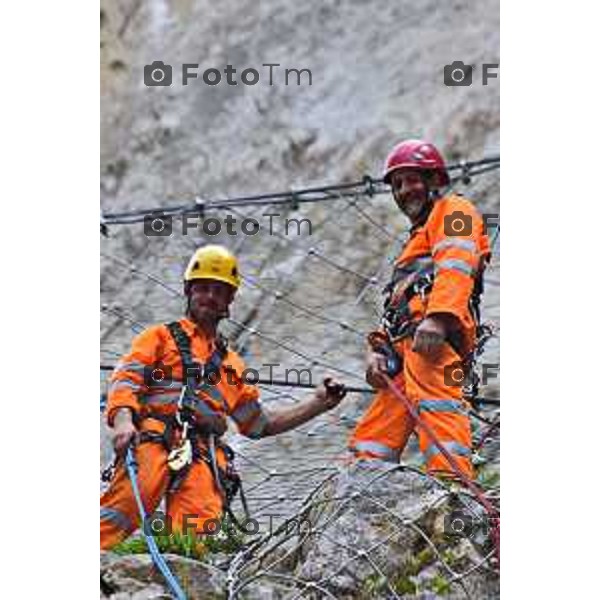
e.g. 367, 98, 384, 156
100, 161, 500, 598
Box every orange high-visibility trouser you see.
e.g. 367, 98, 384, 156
349, 336, 473, 479
100, 441, 225, 549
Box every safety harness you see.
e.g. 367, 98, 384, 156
377, 250, 489, 380
102, 322, 250, 527
154, 321, 250, 525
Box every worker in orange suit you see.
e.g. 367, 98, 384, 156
101, 244, 347, 549
348, 140, 491, 479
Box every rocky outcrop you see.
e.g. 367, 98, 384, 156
103, 463, 498, 599
100, 551, 226, 599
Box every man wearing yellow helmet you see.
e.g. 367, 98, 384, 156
101, 245, 346, 548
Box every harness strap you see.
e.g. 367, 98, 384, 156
138, 413, 179, 450
162, 322, 248, 518
382, 262, 485, 358
161, 321, 229, 430
165, 321, 228, 387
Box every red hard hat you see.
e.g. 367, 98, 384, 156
382, 139, 450, 187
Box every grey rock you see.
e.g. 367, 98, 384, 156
100, 551, 225, 599
228, 463, 499, 599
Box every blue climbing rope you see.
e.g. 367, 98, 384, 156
124, 447, 187, 600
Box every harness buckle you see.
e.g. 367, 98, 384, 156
167, 420, 193, 471
167, 438, 193, 472
413, 273, 433, 302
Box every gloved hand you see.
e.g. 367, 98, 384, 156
316, 376, 347, 411
111, 408, 138, 456
365, 351, 389, 389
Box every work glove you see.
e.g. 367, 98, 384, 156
316, 376, 347, 411
365, 351, 390, 389
111, 409, 138, 456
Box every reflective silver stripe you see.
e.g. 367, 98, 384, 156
108, 379, 142, 393
244, 412, 269, 439
418, 400, 466, 415
435, 259, 474, 277
432, 238, 477, 255
423, 441, 471, 462
351, 440, 399, 461
100, 507, 134, 532
114, 360, 147, 375
147, 381, 183, 396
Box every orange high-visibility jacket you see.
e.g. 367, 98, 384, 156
106, 318, 268, 439
386, 193, 491, 350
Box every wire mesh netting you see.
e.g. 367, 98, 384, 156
100, 164, 499, 598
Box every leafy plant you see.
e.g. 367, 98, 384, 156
112, 515, 248, 559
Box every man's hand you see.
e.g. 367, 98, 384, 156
412, 316, 446, 357
111, 408, 138, 456
315, 376, 347, 411
365, 351, 389, 389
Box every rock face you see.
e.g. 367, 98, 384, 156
100, 551, 226, 599
102, 463, 498, 599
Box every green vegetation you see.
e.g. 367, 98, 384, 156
112, 516, 247, 560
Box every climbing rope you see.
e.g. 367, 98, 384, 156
382, 373, 500, 566
124, 446, 187, 600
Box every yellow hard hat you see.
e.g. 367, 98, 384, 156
184, 245, 241, 289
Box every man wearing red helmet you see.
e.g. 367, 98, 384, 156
348, 140, 491, 479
